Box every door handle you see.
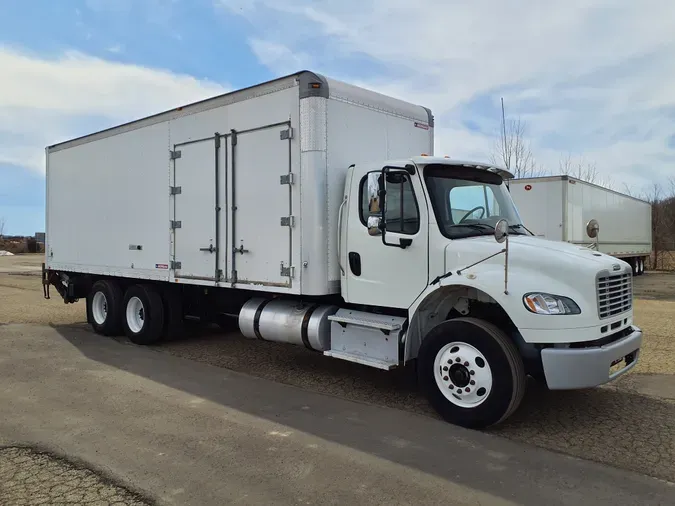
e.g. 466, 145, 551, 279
233, 244, 249, 254
348, 252, 361, 276
199, 244, 217, 253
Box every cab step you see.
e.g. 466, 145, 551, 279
327, 311, 403, 334
323, 350, 398, 370
325, 309, 406, 370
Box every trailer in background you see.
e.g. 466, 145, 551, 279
508, 175, 652, 275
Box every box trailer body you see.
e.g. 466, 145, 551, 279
44, 71, 643, 430
508, 176, 652, 275
46, 72, 433, 295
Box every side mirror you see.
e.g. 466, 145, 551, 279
586, 219, 599, 239
376, 167, 414, 249
495, 219, 509, 244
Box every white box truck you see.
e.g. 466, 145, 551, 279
508, 176, 652, 276
43, 71, 643, 429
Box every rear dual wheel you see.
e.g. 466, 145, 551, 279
87, 280, 124, 336
122, 284, 165, 345
418, 317, 526, 429
87, 281, 167, 345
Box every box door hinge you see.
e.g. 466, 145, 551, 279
170, 186, 182, 195
170, 149, 182, 160
280, 216, 295, 227
280, 263, 295, 278
280, 173, 294, 185
170, 220, 182, 229
280, 127, 294, 140
171, 260, 182, 270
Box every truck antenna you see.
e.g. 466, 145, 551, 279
501, 97, 507, 164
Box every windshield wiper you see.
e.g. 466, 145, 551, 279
508, 223, 533, 235
451, 223, 495, 231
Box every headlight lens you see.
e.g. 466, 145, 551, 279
523, 293, 581, 315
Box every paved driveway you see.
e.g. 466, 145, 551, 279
1, 323, 673, 505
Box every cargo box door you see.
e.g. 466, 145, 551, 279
172, 138, 221, 282
231, 124, 292, 287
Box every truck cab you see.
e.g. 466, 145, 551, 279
338, 156, 642, 428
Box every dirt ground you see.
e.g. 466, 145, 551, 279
1, 254, 674, 483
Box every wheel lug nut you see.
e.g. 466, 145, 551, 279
443, 376, 449, 381
470, 380, 475, 385
455, 357, 461, 363
464, 361, 469, 366
465, 388, 470, 393
443, 366, 448, 371
449, 385, 454, 390
470, 370, 475, 376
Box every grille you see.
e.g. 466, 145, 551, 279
597, 272, 633, 319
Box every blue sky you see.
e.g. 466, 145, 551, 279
1, 0, 674, 235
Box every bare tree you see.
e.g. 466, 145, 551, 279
557, 152, 615, 189
489, 116, 548, 179
0, 217, 5, 239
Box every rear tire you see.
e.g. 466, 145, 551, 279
87, 280, 123, 336
417, 317, 526, 429
122, 284, 165, 345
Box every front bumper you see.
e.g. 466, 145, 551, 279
541, 326, 642, 389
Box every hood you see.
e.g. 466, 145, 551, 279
445, 234, 629, 276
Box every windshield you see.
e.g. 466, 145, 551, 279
423, 164, 528, 239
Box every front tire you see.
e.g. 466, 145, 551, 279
417, 317, 526, 429
87, 280, 123, 336
122, 284, 165, 345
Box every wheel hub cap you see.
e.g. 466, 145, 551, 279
449, 364, 470, 387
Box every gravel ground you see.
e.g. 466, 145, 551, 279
1, 255, 674, 483
0, 446, 152, 506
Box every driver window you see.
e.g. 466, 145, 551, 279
449, 184, 497, 223
360, 171, 420, 235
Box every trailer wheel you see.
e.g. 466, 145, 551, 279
417, 317, 526, 429
87, 280, 123, 336
638, 257, 645, 275
122, 284, 165, 345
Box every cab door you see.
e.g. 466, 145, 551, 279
342, 166, 429, 309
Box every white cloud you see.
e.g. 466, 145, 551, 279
248, 39, 311, 76
219, 0, 675, 190
0, 46, 229, 173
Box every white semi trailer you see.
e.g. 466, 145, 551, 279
43, 71, 642, 429
508, 176, 652, 276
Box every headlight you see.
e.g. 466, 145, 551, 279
523, 293, 581, 315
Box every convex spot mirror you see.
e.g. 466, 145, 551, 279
495, 219, 509, 244
586, 219, 599, 239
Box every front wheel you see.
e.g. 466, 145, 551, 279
417, 317, 526, 429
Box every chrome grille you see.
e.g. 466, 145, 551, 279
597, 272, 632, 319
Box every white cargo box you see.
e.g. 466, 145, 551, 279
46, 71, 434, 296
508, 175, 652, 259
